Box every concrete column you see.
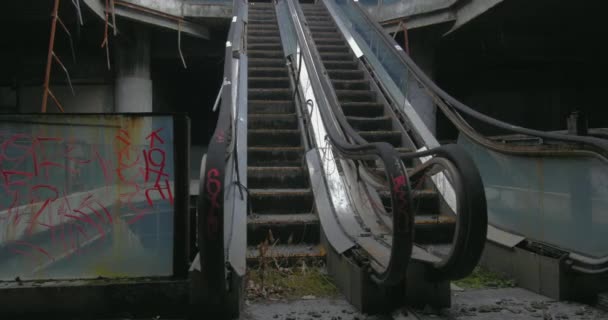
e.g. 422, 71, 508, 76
114, 25, 153, 113
408, 30, 440, 135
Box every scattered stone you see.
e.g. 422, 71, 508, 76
505, 307, 522, 314
478, 304, 502, 313
531, 301, 549, 310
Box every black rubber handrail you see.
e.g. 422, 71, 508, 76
308, 0, 488, 281
349, 0, 608, 160
198, 0, 246, 311
286, 0, 413, 286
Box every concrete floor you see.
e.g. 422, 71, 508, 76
243, 287, 608, 320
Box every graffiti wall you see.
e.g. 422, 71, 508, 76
0, 115, 176, 280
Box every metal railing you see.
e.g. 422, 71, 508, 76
285, 0, 413, 286
198, 0, 247, 311
336, 0, 608, 269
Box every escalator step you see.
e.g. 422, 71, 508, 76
327, 69, 365, 80
249, 17, 276, 22
249, 23, 279, 31
249, 67, 287, 77
249, 88, 291, 100
346, 116, 392, 131
310, 25, 337, 33
248, 146, 304, 167
248, 35, 281, 44
249, 77, 290, 89
307, 21, 334, 27
247, 213, 320, 245
414, 216, 456, 244
249, 58, 285, 68
320, 52, 354, 61
311, 31, 342, 38
249, 113, 297, 130
249, 129, 301, 147
358, 130, 402, 146
306, 16, 332, 22
249, 189, 313, 214
248, 43, 282, 51
313, 37, 345, 45
249, 50, 284, 59
317, 44, 350, 53
249, 18, 277, 23
248, 166, 309, 189
324, 60, 358, 70
249, 100, 294, 113
249, 30, 281, 38
332, 79, 369, 90
341, 102, 384, 117
336, 90, 377, 102
249, 12, 275, 18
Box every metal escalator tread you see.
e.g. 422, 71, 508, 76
301, 3, 456, 252
246, 2, 317, 262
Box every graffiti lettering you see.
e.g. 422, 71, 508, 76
205, 168, 222, 239
392, 175, 409, 232
0, 121, 176, 276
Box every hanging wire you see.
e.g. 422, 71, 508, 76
71, 0, 84, 25
178, 21, 188, 69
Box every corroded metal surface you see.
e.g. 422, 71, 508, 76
0, 114, 180, 280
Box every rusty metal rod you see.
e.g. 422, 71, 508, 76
401, 20, 410, 55
47, 89, 65, 112
110, 0, 118, 35
101, 0, 111, 70
52, 52, 75, 95
41, 0, 62, 113
57, 16, 76, 63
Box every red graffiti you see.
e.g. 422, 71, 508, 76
392, 175, 409, 232
205, 168, 222, 239
145, 128, 165, 148
215, 130, 225, 144
0, 124, 175, 266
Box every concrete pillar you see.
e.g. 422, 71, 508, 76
408, 29, 440, 135
114, 25, 152, 113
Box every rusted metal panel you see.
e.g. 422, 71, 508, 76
0, 114, 188, 281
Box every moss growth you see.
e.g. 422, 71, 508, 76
453, 267, 515, 289
246, 264, 339, 301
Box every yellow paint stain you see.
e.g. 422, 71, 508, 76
93, 264, 130, 278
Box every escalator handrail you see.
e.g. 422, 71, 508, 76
286, 0, 413, 286
347, 0, 608, 160
303, 0, 489, 281
198, 0, 247, 308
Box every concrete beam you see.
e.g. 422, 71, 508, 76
447, 0, 505, 34
375, 0, 505, 33
108, 0, 233, 18
83, 0, 210, 39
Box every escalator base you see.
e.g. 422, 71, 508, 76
480, 241, 608, 302
0, 278, 189, 317
322, 232, 450, 313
